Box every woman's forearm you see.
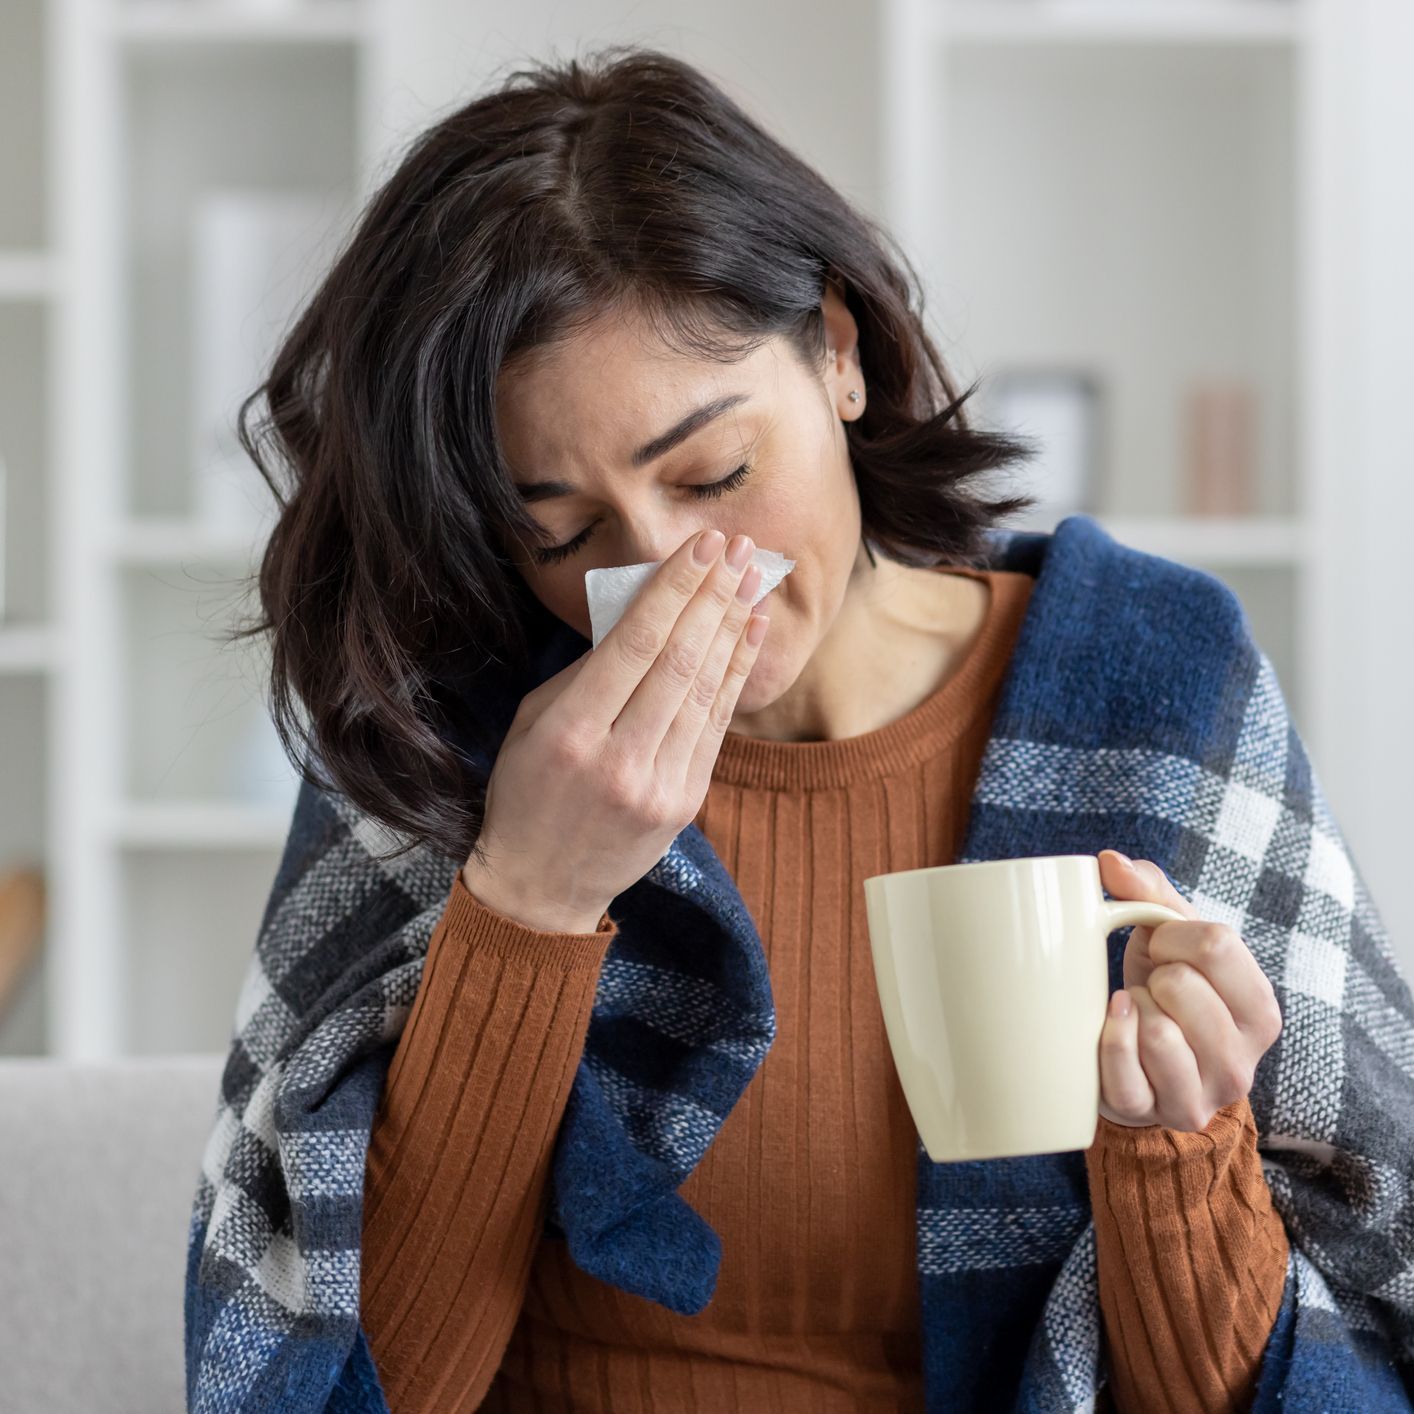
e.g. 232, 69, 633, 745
1084, 1094, 1290, 1413
361, 870, 617, 1411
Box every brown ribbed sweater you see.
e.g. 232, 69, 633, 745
360, 566, 1289, 1412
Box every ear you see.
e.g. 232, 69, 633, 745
820, 280, 863, 410
821, 281, 857, 359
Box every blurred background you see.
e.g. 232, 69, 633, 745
1, 0, 1410, 1059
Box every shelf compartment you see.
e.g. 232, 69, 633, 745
120, 847, 284, 1055
931, 39, 1297, 522
121, 38, 360, 518
119, 565, 300, 812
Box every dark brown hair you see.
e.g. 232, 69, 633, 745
226, 44, 1038, 864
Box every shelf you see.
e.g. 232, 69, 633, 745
0, 626, 60, 675
114, 0, 370, 46
19, 0, 1402, 1064
929, 34, 1298, 538
110, 800, 293, 850
0, 251, 58, 302
122, 848, 289, 1053
1090, 515, 1310, 567
120, 38, 359, 519
937, 0, 1307, 45
106, 517, 265, 566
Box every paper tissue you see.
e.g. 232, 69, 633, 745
586, 547, 794, 649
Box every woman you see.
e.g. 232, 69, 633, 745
184, 46, 1414, 1414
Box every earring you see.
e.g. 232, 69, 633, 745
847, 390, 861, 402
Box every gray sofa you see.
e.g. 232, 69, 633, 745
0, 1054, 225, 1414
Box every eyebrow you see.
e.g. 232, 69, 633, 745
514, 392, 752, 504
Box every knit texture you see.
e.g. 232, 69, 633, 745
1086, 1096, 1290, 1412
360, 565, 1287, 1411
184, 513, 1414, 1411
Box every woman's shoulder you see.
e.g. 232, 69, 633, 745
987, 516, 1250, 626
1036, 516, 1253, 649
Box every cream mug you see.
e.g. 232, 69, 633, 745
862, 854, 1186, 1162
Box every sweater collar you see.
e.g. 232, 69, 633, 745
707, 567, 1035, 792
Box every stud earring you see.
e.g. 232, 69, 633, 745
847, 390, 861, 403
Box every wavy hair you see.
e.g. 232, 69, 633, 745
225, 44, 1039, 863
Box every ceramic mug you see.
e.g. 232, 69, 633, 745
862, 854, 1186, 1162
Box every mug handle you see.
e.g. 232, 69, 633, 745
1101, 898, 1187, 932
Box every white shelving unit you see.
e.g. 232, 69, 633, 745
0, 0, 61, 1059
882, 0, 1414, 971
882, 0, 1320, 737
3, 0, 1406, 1058
0, 0, 396, 1059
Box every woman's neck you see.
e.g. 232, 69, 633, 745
726, 554, 994, 745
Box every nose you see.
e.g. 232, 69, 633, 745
624, 522, 734, 567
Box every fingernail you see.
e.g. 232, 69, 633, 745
1112, 990, 1132, 1019
1109, 850, 1132, 868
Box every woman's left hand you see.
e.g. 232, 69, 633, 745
1095, 850, 1284, 1133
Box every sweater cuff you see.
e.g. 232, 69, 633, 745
439, 870, 619, 970
1089, 1093, 1256, 1171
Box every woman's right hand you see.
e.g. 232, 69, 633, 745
462, 527, 771, 932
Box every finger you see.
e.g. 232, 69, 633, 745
1098, 989, 1156, 1124
1099, 852, 1201, 921
571, 528, 731, 733
1098, 852, 1197, 994
613, 535, 758, 754
1121, 921, 1156, 996
682, 612, 770, 799
1129, 984, 1209, 1131
1145, 959, 1249, 1104
1147, 923, 1282, 1043
658, 567, 763, 778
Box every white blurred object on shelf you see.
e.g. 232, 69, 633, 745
189, 187, 348, 537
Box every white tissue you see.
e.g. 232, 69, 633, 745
586, 547, 795, 649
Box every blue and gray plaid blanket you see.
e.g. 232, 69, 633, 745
184, 512, 1414, 1410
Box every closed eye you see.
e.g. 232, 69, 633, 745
532, 461, 755, 567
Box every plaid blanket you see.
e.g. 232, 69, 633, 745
184, 512, 1414, 1411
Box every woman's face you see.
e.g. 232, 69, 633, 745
494, 289, 870, 714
